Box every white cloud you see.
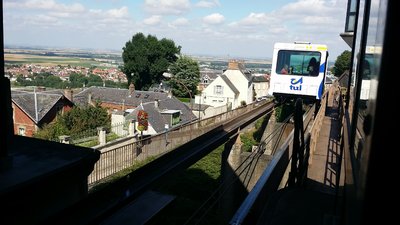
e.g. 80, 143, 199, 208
106, 6, 130, 18
169, 17, 190, 27
4, 0, 350, 59
195, 0, 220, 8
29, 14, 59, 25
203, 13, 225, 25
144, 0, 191, 15
234, 13, 271, 26
5, 0, 85, 13
143, 15, 162, 26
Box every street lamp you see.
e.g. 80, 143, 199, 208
162, 72, 193, 110
163, 72, 194, 140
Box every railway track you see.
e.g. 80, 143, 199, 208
45, 101, 276, 225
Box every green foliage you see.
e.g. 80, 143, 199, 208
77, 139, 99, 148
253, 116, 269, 142
34, 121, 68, 141
333, 50, 351, 77
34, 105, 110, 141
275, 103, 295, 122
121, 33, 181, 90
62, 105, 111, 133
149, 145, 224, 225
168, 55, 201, 98
69, 73, 104, 88
104, 80, 128, 88
177, 97, 190, 103
240, 132, 257, 152
15, 72, 125, 89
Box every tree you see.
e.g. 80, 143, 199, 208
168, 55, 200, 98
34, 105, 110, 141
61, 105, 110, 134
87, 74, 103, 87
333, 50, 351, 77
69, 73, 88, 88
121, 33, 181, 90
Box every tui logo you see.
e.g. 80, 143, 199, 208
290, 77, 303, 91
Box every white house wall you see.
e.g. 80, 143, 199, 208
202, 76, 236, 108
254, 82, 270, 98
223, 70, 253, 105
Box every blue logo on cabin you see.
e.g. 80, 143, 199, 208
290, 77, 303, 91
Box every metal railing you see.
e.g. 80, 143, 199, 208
229, 97, 319, 225
87, 100, 273, 185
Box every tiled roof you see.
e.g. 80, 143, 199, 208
125, 97, 196, 133
252, 75, 269, 82
220, 75, 240, 95
192, 103, 210, 111
201, 71, 220, 80
11, 91, 64, 123
337, 71, 349, 87
73, 86, 171, 107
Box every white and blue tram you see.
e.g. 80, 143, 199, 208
268, 42, 329, 102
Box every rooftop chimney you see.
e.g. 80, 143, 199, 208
228, 59, 245, 70
154, 98, 159, 108
36, 86, 46, 92
129, 83, 135, 96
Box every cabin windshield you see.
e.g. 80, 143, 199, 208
363, 53, 374, 80
276, 50, 321, 76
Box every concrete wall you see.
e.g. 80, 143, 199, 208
89, 101, 271, 184
219, 132, 272, 222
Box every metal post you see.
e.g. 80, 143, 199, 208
165, 124, 169, 145
289, 98, 304, 187
163, 72, 193, 140
199, 92, 201, 120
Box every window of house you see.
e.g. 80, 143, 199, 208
171, 112, 180, 126
18, 127, 26, 136
214, 85, 223, 95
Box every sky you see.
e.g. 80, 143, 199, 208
4, 0, 351, 60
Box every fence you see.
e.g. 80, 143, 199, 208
88, 100, 272, 185
57, 121, 131, 146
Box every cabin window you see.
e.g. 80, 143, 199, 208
276, 50, 321, 77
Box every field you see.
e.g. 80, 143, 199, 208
5, 53, 113, 68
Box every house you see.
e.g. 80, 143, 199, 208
252, 74, 270, 99
198, 60, 253, 109
11, 89, 74, 137
123, 97, 196, 135
73, 85, 197, 135
198, 70, 220, 92
73, 84, 174, 112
